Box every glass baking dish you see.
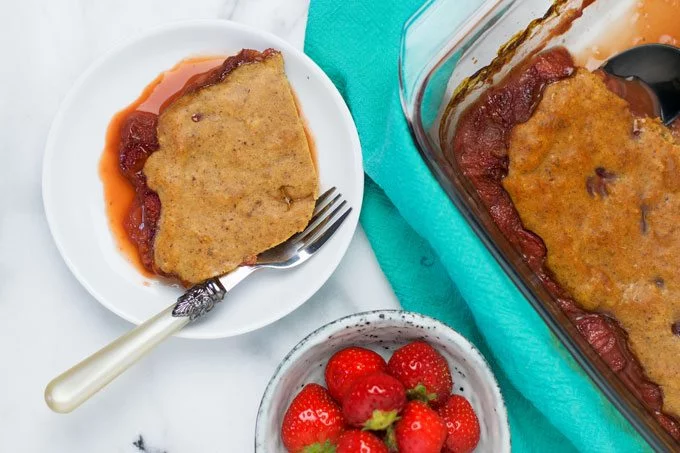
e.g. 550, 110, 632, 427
399, 0, 680, 450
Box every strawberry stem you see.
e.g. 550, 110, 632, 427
363, 409, 400, 431
385, 425, 398, 452
406, 383, 437, 404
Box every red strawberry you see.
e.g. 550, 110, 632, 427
439, 395, 481, 453
281, 383, 345, 453
342, 372, 406, 430
325, 347, 387, 402
337, 430, 388, 453
392, 401, 447, 453
387, 341, 453, 407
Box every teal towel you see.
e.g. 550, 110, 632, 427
305, 0, 649, 451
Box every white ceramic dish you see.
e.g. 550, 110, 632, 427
255, 310, 511, 452
42, 20, 363, 339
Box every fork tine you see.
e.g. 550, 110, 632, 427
254, 191, 352, 265
308, 193, 341, 225
285, 189, 340, 244
300, 207, 353, 255
314, 187, 336, 209
297, 200, 347, 245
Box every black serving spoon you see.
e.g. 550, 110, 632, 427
601, 43, 680, 125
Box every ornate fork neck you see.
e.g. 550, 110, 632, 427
172, 266, 256, 321
172, 278, 226, 321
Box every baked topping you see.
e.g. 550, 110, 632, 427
450, 48, 680, 440
672, 322, 680, 336
503, 70, 680, 414
115, 49, 318, 284
640, 204, 650, 235
586, 167, 616, 198
503, 67, 680, 418
144, 50, 318, 284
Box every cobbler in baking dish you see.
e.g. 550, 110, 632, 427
451, 47, 680, 439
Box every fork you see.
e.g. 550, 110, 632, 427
45, 187, 352, 413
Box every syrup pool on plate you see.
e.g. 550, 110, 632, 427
99, 57, 225, 278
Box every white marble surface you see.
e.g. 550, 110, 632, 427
0, 1, 400, 451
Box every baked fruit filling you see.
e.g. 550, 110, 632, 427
504, 68, 680, 417
119, 49, 318, 284
451, 47, 680, 439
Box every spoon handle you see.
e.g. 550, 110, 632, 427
44, 303, 189, 413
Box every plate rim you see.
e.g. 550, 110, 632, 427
42, 19, 364, 339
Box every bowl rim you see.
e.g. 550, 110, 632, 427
254, 309, 511, 452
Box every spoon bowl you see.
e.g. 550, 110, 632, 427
601, 43, 680, 125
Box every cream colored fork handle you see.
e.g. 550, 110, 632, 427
45, 304, 189, 413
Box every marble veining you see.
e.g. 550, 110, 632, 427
133, 435, 168, 453
0, 0, 400, 451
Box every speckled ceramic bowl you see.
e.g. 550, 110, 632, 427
255, 310, 510, 452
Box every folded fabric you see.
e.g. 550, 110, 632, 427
305, 0, 649, 451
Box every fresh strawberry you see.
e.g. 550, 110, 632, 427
337, 430, 389, 453
342, 372, 406, 430
392, 401, 447, 453
281, 383, 345, 453
438, 395, 481, 453
325, 347, 388, 402
387, 341, 453, 407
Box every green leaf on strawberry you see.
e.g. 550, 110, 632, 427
301, 440, 336, 453
406, 383, 438, 404
362, 409, 400, 431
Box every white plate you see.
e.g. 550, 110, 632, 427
42, 20, 363, 339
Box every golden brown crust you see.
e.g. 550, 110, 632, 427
450, 48, 680, 439
504, 70, 680, 417
143, 51, 317, 284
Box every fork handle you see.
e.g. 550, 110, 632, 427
44, 275, 232, 413
45, 267, 256, 413
45, 303, 189, 413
